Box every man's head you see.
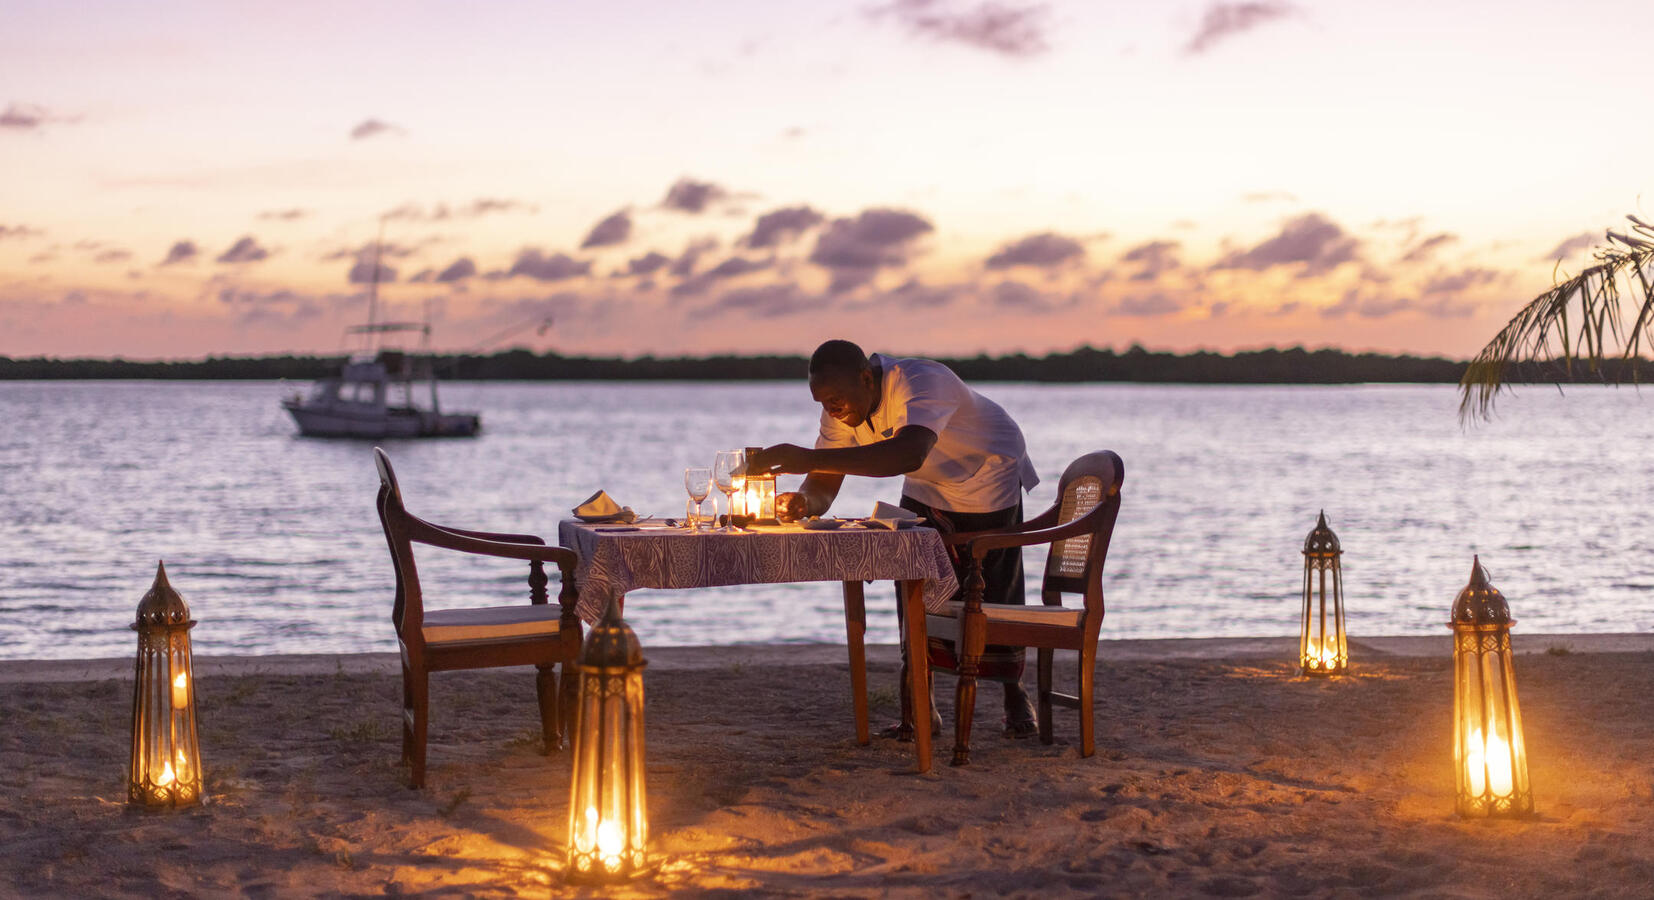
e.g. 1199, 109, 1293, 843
808, 339, 879, 428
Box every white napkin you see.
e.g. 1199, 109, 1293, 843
573, 490, 636, 523
865, 501, 920, 530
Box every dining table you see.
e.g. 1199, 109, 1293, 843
557, 517, 960, 773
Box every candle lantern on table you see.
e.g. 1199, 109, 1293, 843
1299, 510, 1347, 676
128, 561, 204, 808
1449, 556, 1533, 818
738, 445, 778, 526
566, 598, 650, 882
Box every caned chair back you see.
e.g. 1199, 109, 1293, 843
1039, 450, 1124, 616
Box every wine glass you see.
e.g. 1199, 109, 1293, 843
683, 467, 712, 532
712, 450, 746, 532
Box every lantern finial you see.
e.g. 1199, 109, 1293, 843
1452, 555, 1511, 626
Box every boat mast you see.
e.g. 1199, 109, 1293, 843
366, 217, 385, 354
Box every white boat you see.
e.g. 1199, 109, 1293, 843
282, 325, 481, 439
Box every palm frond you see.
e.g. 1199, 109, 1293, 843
1459, 213, 1654, 422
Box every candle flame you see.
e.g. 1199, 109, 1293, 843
1304, 639, 1340, 667
1465, 726, 1515, 798
156, 760, 176, 787
581, 806, 627, 871
171, 671, 189, 707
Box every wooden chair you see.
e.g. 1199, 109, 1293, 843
374, 447, 582, 788
925, 450, 1124, 766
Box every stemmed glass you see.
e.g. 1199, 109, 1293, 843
683, 467, 712, 532
712, 450, 746, 532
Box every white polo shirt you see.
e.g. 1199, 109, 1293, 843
815, 353, 1038, 513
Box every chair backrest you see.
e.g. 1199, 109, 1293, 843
1040, 450, 1124, 611
374, 447, 423, 645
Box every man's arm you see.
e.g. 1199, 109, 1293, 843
755, 425, 938, 478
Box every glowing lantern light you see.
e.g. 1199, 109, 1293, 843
734, 446, 778, 525
1299, 511, 1348, 676
128, 561, 203, 808
1450, 556, 1533, 818
566, 599, 650, 882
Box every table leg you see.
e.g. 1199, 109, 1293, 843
900, 579, 932, 774
842, 580, 870, 745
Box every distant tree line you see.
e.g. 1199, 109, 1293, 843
2, 344, 1646, 384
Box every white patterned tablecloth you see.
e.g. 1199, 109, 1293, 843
557, 520, 960, 624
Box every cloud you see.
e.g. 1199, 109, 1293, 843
1184, 2, 1300, 55
670, 255, 773, 297
1212, 212, 1359, 277
984, 232, 1085, 269
347, 257, 398, 285
1111, 292, 1185, 317
504, 249, 591, 282
1543, 231, 1597, 261
625, 251, 671, 277
1119, 240, 1181, 281
670, 237, 720, 277
1400, 232, 1457, 264
1242, 190, 1297, 204
93, 249, 132, 264
809, 208, 934, 292
707, 282, 821, 318
349, 118, 403, 140
0, 225, 43, 240
216, 236, 270, 264
257, 208, 310, 221
1321, 288, 1414, 319
661, 178, 729, 213
580, 209, 632, 249
866, 0, 1052, 59
1422, 266, 1501, 295
885, 279, 961, 309
987, 280, 1081, 314
743, 205, 826, 248
1, 103, 78, 131
435, 257, 477, 283
383, 198, 538, 222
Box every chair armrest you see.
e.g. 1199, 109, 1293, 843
408, 518, 577, 571
959, 504, 1110, 558
429, 523, 546, 546
942, 501, 1062, 547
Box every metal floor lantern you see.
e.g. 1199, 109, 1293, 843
1299, 511, 1347, 676
129, 561, 203, 807
566, 598, 650, 883
1450, 556, 1533, 818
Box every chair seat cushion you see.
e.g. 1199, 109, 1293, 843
422, 604, 562, 644
933, 600, 1085, 628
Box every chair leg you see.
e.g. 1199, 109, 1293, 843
400, 664, 415, 765
559, 625, 583, 746
1036, 648, 1055, 745
952, 671, 978, 767
535, 663, 559, 755
1078, 644, 1096, 759
951, 558, 988, 767
408, 669, 430, 788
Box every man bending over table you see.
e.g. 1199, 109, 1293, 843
748, 339, 1041, 739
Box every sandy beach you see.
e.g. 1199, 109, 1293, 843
5, 635, 1654, 898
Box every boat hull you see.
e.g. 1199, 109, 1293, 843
283, 401, 479, 439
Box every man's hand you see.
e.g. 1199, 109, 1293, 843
775, 492, 810, 523
749, 443, 815, 475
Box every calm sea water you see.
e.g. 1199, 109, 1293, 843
2, 379, 1650, 661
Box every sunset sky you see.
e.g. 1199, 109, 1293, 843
4, 0, 1652, 360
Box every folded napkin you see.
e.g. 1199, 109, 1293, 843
573, 490, 636, 523
864, 501, 921, 530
